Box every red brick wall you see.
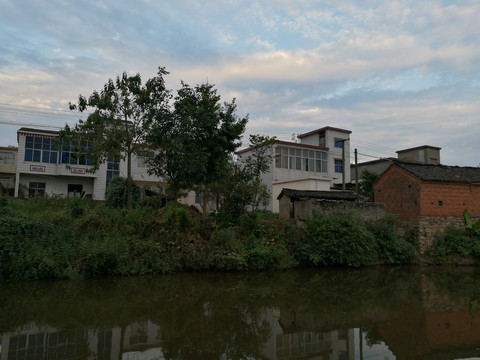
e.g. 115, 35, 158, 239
374, 165, 480, 221
374, 166, 421, 221
419, 182, 480, 217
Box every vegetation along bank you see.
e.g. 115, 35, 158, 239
2, 193, 479, 282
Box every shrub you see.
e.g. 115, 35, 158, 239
429, 227, 480, 258
369, 216, 416, 264
106, 176, 141, 208
305, 213, 377, 267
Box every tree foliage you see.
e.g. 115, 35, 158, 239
105, 176, 141, 209
60, 67, 171, 209
147, 82, 248, 214
359, 170, 380, 202
213, 135, 276, 220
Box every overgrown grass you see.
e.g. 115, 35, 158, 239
1, 197, 418, 281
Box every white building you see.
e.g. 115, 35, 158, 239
14, 127, 165, 200
237, 126, 351, 213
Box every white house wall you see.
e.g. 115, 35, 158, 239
18, 173, 95, 198
15, 128, 165, 201
272, 178, 330, 213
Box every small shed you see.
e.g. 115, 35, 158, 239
277, 188, 385, 221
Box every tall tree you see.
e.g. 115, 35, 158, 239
147, 82, 248, 215
238, 134, 276, 210
359, 170, 379, 202
60, 67, 171, 209
211, 135, 276, 220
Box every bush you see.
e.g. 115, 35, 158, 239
429, 227, 480, 258
106, 176, 141, 208
305, 213, 377, 267
369, 216, 416, 264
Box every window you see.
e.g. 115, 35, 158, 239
0, 151, 15, 165
24, 136, 58, 163
418, 149, 425, 163
137, 150, 154, 168
61, 141, 92, 166
318, 134, 326, 147
315, 151, 328, 172
195, 191, 203, 204
106, 157, 120, 183
303, 150, 315, 172
334, 138, 344, 148
334, 159, 343, 173
29, 182, 46, 197
275, 146, 328, 172
275, 147, 289, 169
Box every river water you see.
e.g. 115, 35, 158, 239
1, 266, 480, 360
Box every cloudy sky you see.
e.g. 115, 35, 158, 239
1, 0, 479, 166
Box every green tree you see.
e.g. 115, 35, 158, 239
208, 135, 275, 221
238, 135, 276, 210
147, 82, 248, 217
60, 67, 171, 209
359, 170, 379, 202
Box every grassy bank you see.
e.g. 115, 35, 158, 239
0, 196, 428, 281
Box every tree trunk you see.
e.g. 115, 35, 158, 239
125, 114, 133, 210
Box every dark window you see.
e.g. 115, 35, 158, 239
24, 135, 58, 163
68, 184, 83, 198
106, 157, 120, 184
335, 159, 343, 173
61, 141, 92, 166
28, 182, 46, 197
334, 139, 344, 148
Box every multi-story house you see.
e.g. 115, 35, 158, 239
237, 126, 351, 213
0, 146, 18, 195
14, 127, 165, 200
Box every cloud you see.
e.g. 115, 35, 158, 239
1, 0, 480, 167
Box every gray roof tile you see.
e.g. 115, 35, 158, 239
393, 160, 480, 183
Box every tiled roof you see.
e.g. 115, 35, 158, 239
393, 160, 480, 183
277, 188, 360, 201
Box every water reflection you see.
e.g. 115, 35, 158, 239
1, 267, 480, 360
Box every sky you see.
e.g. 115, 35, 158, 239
1, 0, 479, 166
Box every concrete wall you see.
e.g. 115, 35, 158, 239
397, 147, 440, 164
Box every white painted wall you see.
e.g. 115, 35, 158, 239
271, 178, 331, 213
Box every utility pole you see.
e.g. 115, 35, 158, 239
355, 148, 359, 195
342, 141, 346, 190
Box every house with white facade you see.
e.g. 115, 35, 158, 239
237, 126, 351, 213
14, 127, 165, 200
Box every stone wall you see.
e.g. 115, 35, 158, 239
398, 215, 480, 254
293, 199, 386, 222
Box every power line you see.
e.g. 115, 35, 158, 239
0, 120, 63, 129
0, 102, 74, 113
0, 109, 77, 121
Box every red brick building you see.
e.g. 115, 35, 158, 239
374, 161, 480, 221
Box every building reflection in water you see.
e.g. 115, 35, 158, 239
1, 313, 395, 360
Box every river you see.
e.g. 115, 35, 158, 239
1, 266, 480, 360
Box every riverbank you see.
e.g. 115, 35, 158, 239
0, 197, 477, 281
